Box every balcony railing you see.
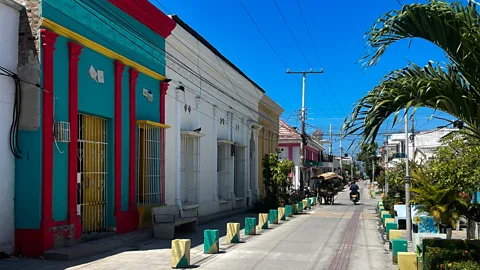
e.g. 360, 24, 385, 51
320, 154, 334, 162
388, 152, 406, 161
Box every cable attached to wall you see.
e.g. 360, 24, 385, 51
0, 65, 23, 159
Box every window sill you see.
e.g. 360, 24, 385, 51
182, 203, 200, 210
218, 199, 230, 205
235, 197, 245, 201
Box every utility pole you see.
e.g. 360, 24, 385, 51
329, 124, 333, 172
404, 108, 412, 242
384, 135, 389, 195
411, 116, 415, 161
286, 68, 323, 199
350, 156, 354, 182
372, 159, 375, 184
340, 136, 343, 176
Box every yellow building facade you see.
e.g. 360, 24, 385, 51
257, 95, 284, 197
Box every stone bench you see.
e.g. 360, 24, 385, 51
152, 204, 198, 239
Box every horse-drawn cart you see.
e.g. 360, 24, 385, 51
313, 172, 343, 205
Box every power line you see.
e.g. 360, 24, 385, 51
294, 0, 346, 115
73, 0, 278, 127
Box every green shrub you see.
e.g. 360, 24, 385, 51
424, 247, 479, 270
443, 260, 480, 270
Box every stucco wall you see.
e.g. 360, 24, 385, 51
0, 0, 21, 254
165, 20, 267, 216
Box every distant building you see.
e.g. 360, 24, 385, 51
278, 121, 331, 190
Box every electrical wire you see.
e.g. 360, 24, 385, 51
68, 0, 279, 127
0, 66, 23, 159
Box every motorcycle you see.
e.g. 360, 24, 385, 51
350, 192, 359, 205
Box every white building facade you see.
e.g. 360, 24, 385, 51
0, 0, 22, 255
164, 16, 276, 216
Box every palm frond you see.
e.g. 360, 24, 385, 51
343, 62, 480, 145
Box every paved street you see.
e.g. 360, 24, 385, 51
0, 182, 395, 270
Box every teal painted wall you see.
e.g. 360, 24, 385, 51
52, 36, 69, 222
136, 74, 160, 123
78, 46, 116, 227
43, 0, 166, 76
121, 70, 129, 211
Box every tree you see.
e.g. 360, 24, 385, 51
342, 1, 480, 144
356, 142, 381, 182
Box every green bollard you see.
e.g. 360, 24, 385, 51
245, 217, 256, 235
203, 230, 219, 254
285, 205, 293, 217
269, 209, 278, 224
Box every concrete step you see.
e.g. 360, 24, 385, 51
43, 229, 153, 261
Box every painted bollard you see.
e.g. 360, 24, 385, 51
298, 201, 303, 212
384, 217, 395, 228
307, 198, 312, 208
385, 222, 398, 239
269, 209, 278, 224
226, 223, 240, 244
203, 230, 219, 254
258, 213, 269, 229
245, 217, 256, 235
278, 207, 286, 221
313, 197, 317, 205
302, 199, 308, 210
285, 205, 293, 217
171, 239, 191, 268
292, 204, 298, 215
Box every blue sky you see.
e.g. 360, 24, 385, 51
153, 0, 457, 156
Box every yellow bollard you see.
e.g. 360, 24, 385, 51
278, 207, 286, 221
380, 210, 389, 218
226, 222, 240, 244
398, 252, 417, 270
258, 213, 269, 229
171, 239, 190, 269
302, 199, 308, 210
389, 230, 405, 241
384, 217, 395, 227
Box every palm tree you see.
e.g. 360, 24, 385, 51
343, 0, 480, 143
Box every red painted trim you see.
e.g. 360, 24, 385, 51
279, 143, 300, 148
40, 28, 58, 253
108, 0, 176, 38
114, 60, 125, 219
160, 82, 168, 203
128, 68, 139, 211
67, 42, 83, 239
288, 146, 293, 161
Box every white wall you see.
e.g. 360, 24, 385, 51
165, 20, 264, 216
0, 0, 21, 255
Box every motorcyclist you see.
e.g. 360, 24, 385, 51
349, 181, 360, 200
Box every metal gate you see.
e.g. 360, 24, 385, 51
77, 113, 108, 235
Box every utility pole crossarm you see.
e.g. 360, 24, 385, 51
286, 68, 323, 199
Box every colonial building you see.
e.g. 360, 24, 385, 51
257, 95, 283, 198
164, 16, 282, 217
278, 120, 327, 189
13, 0, 175, 257
0, 0, 23, 255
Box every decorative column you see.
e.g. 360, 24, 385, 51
160, 81, 169, 203
129, 69, 139, 211
40, 29, 58, 251
195, 96, 201, 130
67, 41, 83, 239
114, 60, 125, 219
212, 105, 218, 201
175, 88, 182, 205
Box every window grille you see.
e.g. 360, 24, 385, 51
234, 145, 247, 198
180, 134, 200, 205
137, 121, 165, 206
217, 142, 232, 200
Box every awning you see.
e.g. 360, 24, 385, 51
312, 172, 343, 180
